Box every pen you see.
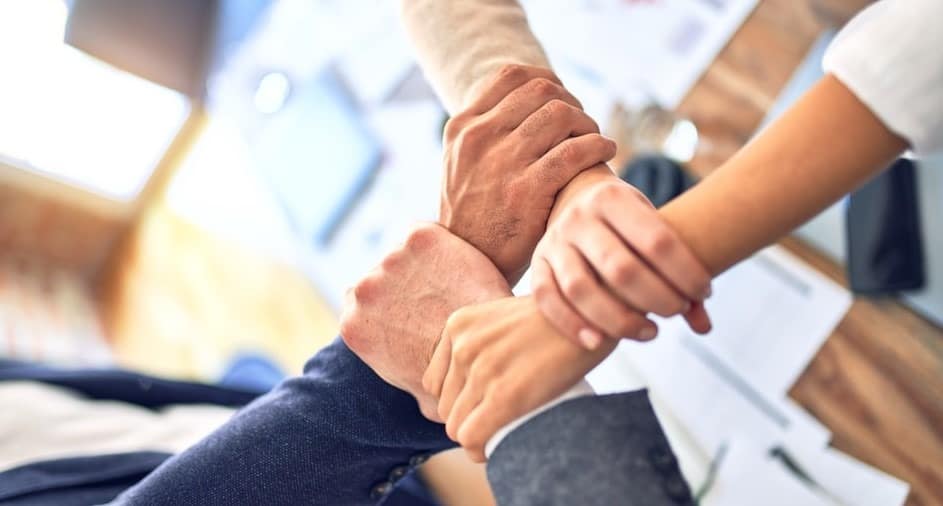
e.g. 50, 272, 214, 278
770, 445, 847, 506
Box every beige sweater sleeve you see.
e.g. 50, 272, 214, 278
400, 0, 551, 114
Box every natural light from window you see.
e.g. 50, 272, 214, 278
0, 0, 189, 201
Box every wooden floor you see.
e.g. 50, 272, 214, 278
673, 1, 943, 503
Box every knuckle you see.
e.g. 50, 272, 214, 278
352, 276, 379, 302
452, 124, 485, 156
444, 306, 472, 334
419, 400, 441, 423
454, 124, 481, 149
529, 77, 560, 98
446, 419, 460, 442
644, 229, 675, 256
443, 115, 466, 142
457, 430, 486, 456
542, 148, 564, 172
545, 98, 570, 116
380, 251, 402, 271
452, 339, 475, 366
463, 118, 491, 140
562, 204, 584, 223
593, 181, 624, 202
589, 134, 616, 158
497, 63, 527, 83
532, 276, 554, 302
469, 358, 498, 383
487, 381, 514, 408
437, 404, 451, 425
404, 224, 441, 252
560, 275, 591, 301
559, 140, 582, 163
607, 259, 639, 287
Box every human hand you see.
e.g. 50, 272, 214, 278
441, 63, 617, 284
532, 179, 713, 350
423, 295, 614, 462
339, 223, 512, 421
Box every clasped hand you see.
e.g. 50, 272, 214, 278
341, 64, 713, 461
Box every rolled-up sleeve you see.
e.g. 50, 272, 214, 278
823, 0, 943, 155
400, 0, 550, 114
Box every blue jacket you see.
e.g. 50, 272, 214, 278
116, 337, 456, 505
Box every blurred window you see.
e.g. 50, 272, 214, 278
0, 0, 189, 201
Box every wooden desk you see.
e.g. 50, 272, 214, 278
673, 1, 943, 504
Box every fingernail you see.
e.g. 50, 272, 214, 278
579, 329, 603, 350
638, 327, 657, 341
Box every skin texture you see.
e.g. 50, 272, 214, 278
532, 179, 712, 349
658, 74, 908, 275
401, 0, 910, 470
426, 74, 908, 462
341, 65, 619, 417
341, 64, 704, 417
423, 295, 615, 462
339, 223, 512, 421
439, 64, 616, 284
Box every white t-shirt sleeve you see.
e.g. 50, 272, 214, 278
823, 0, 943, 155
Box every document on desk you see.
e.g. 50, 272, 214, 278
780, 439, 910, 506
590, 245, 849, 452
587, 245, 910, 504
695, 245, 853, 397
622, 245, 849, 446
522, 0, 759, 108
700, 439, 833, 506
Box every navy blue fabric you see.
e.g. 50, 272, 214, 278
0, 360, 262, 408
219, 353, 286, 392
112, 337, 456, 505
0, 452, 171, 506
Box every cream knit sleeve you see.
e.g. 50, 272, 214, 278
400, 0, 551, 114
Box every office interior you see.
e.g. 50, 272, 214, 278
0, 1, 939, 505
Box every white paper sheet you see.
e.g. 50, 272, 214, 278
700, 439, 833, 506
592, 246, 846, 452
780, 437, 911, 506
586, 246, 912, 505
697, 246, 853, 397
523, 0, 759, 108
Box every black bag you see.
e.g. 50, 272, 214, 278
846, 158, 926, 294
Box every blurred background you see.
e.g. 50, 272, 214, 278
0, 0, 448, 382
0, 0, 940, 504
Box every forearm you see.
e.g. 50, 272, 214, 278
399, 0, 615, 221
660, 74, 907, 275
551, 75, 907, 276
400, 0, 549, 114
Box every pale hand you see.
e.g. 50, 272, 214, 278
532, 179, 713, 350
423, 295, 616, 461
340, 223, 512, 421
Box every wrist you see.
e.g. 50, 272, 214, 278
549, 164, 618, 223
